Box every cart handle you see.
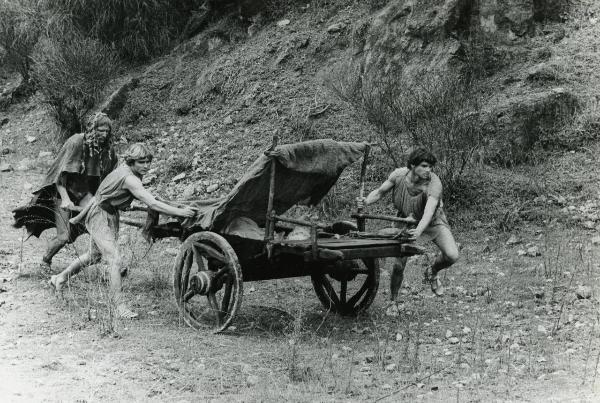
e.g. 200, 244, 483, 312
356, 143, 371, 231
351, 213, 418, 225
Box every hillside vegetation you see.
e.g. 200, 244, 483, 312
1, 1, 600, 401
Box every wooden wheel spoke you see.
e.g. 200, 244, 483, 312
207, 293, 223, 326
214, 266, 230, 279
340, 279, 348, 305
181, 251, 193, 294
221, 280, 233, 315
196, 243, 226, 263
192, 245, 206, 271
174, 232, 242, 333
320, 276, 341, 307
183, 289, 196, 302
347, 280, 370, 308
311, 258, 379, 316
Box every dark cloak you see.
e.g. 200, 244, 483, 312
12, 133, 117, 238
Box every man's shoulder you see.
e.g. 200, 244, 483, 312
387, 167, 409, 182
430, 172, 442, 185
64, 133, 85, 145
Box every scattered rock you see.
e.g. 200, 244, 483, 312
172, 173, 186, 182
517, 249, 527, 256
462, 327, 471, 335
37, 151, 52, 159
575, 285, 592, 300
384, 363, 396, 372
181, 184, 196, 200
591, 236, 600, 245
448, 337, 460, 344
26, 136, 37, 143
506, 235, 521, 245
537, 325, 547, 334
364, 353, 375, 363
526, 246, 541, 257
23, 183, 32, 190
1, 147, 13, 155
246, 375, 259, 386
16, 158, 34, 171
142, 174, 157, 186
327, 22, 346, 33
395, 333, 403, 342
0, 163, 13, 172
223, 115, 233, 125
581, 220, 596, 230
165, 247, 179, 257
206, 183, 219, 193
445, 330, 453, 338
276, 19, 290, 27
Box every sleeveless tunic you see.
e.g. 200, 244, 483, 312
390, 168, 449, 227
95, 165, 137, 212
84, 164, 137, 231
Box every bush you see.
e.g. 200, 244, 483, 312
32, 31, 120, 137
50, 0, 199, 61
0, 0, 44, 84
327, 61, 483, 194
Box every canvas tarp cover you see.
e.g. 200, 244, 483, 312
184, 139, 368, 231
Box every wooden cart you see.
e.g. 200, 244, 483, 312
125, 138, 424, 332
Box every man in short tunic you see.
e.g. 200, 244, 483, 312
358, 148, 459, 302
50, 143, 196, 319
12, 113, 117, 272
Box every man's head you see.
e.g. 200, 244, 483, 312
86, 112, 113, 154
124, 143, 153, 176
406, 147, 437, 180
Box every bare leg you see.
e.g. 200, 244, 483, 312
42, 206, 72, 266
50, 251, 101, 292
428, 227, 459, 296
390, 256, 408, 301
43, 194, 92, 267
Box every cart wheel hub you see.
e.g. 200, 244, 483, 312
190, 271, 213, 296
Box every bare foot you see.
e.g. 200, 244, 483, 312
385, 301, 403, 317
39, 260, 53, 274
49, 275, 64, 293
430, 276, 444, 296
116, 304, 138, 319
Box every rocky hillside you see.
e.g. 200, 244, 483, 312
2, 0, 599, 223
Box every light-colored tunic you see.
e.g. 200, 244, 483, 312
388, 167, 450, 242
85, 165, 137, 258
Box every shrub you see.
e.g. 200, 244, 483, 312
49, 0, 198, 61
0, 0, 44, 86
32, 31, 120, 137
327, 61, 483, 194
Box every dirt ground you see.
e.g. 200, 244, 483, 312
1, 149, 600, 402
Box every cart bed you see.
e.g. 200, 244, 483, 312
272, 237, 423, 261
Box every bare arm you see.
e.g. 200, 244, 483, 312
410, 196, 439, 237
55, 174, 74, 209
364, 179, 395, 206
123, 176, 195, 218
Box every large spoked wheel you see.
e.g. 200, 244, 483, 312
173, 232, 243, 333
311, 258, 380, 316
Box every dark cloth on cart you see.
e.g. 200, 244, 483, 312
184, 139, 368, 231
12, 133, 117, 238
